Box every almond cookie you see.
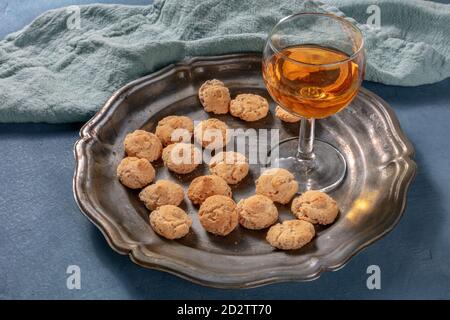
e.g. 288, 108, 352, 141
209, 151, 249, 185
237, 195, 278, 230
291, 190, 339, 225
198, 79, 231, 114
194, 118, 230, 149
266, 220, 315, 250
139, 180, 184, 211
188, 175, 232, 205
162, 143, 202, 174
117, 157, 155, 189
124, 130, 162, 162
230, 93, 269, 122
275, 106, 301, 123
149, 205, 192, 240
155, 115, 194, 146
255, 168, 298, 204
198, 195, 238, 236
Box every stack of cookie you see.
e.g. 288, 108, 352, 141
116, 79, 339, 250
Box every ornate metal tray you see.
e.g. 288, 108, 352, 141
73, 54, 416, 288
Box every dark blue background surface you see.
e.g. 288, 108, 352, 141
0, 0, 449, 299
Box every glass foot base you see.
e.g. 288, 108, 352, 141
269, 137, 346, 193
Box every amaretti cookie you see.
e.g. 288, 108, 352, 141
255, 168, 298, 204
188, 175, 232, 205
194, 118, 230, 149
209, 151, 249, 184
162, 143, 202, 174
198, 79, 231, 114
117, 157, 155, 189
198, 195, 238, 236
139, 180, 184, 210
230, 93, 269, 122
266, 220, 315, 250
291, 190, 339, 225
275, 105, 301, 123
149, 205, 192, 240
155, 115, 194, 146
124, 130, 162, 162
237, 195, 278, 230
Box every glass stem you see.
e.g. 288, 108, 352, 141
297, 117, 315, 160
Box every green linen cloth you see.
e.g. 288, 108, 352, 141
0, 0, 449, 123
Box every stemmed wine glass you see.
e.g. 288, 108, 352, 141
262, 12, 365, 192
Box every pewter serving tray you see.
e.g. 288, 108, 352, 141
73, 54, 416, 288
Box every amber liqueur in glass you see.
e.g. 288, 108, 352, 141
263, 45, 360, 119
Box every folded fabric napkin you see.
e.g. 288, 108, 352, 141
0, 0, 449, 123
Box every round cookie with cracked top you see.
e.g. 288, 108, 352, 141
188, 175, 232, 205
275, 105, 301, 123
230, 93, 269, 122
194, 118, 230, 149
155, 115, 194, 146
149, 205, 192, 240
198, 79, 231, 115
255, 168, 298, 204
124, 129, 162, 162
266, 220, 315, 250
237, 195, 278, 230
117, 157, 155, 189
291, 190, 339, 225
209, 151, 249, 185
162, 142, 202, 174
198, 195, 238, 236
139, 180, 184, 211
